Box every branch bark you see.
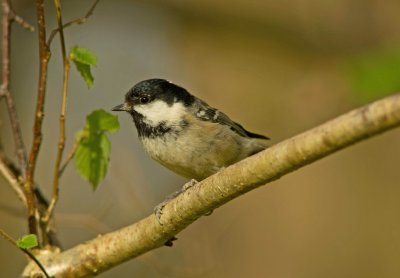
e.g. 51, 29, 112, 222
1, 0, 28, 179
23, 93, 400, 277
44, 0, 70, 227
25, 0, 50, 237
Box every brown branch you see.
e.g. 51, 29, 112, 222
44, 0, 100, 236
1, 0, 28, 179
12, 13, 35, 32
34, 188, 61, 248
23, 93, 400, 277
25, 0, 50, 237
47, 0, 100, 46
44, 0, 71, 226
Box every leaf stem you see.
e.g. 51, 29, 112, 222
58, 141, 79, 178
0, 229, 50, 278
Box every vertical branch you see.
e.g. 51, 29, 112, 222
1, 0, 28, 178
25, 0, 50, 236
44, 0, 70, 224
1, 0, 11, 93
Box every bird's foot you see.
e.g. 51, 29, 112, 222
164, 236, 178, 247
154, 179, 198, 225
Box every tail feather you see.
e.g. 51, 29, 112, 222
233, 121, 270, 140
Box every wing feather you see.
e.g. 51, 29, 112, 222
192, 100, 270, 140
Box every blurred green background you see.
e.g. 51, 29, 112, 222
1, 0, 400, 277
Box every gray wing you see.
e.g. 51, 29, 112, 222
192, 100, 270, 140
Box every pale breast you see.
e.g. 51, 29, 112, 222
138, 110, 268, 180
140, 117, 247, 180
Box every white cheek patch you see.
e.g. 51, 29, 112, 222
134, 100, 186, 126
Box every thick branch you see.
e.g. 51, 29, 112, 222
23, 93, 400, 277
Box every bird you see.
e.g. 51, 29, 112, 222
112, 79, 269, 225
112, 78, 269, 180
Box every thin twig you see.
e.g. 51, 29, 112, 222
0, 229, 50, 278
1, 0, 28, 179
47, 0, 100, 46
12, 14, 35, 32
0, 150, 26, 206
44, 0, 70, 224
58, 141, 78, 178
25, 0, 50, 237
35, 187, 62, 248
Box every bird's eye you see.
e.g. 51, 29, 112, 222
139, 96, 149, 104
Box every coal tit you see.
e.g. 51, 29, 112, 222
112, 78, 269, 181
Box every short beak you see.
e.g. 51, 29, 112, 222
112, 103, 126, 112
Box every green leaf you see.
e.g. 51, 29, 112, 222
346, 49, 400, 103
74, 62, 94, 88
70, 46, 97, 66
16, 234, 38, 249
74, 109, 119, 189
75, 134, 110, 189
70, 46, 97, 89
86, 109, 120, 133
